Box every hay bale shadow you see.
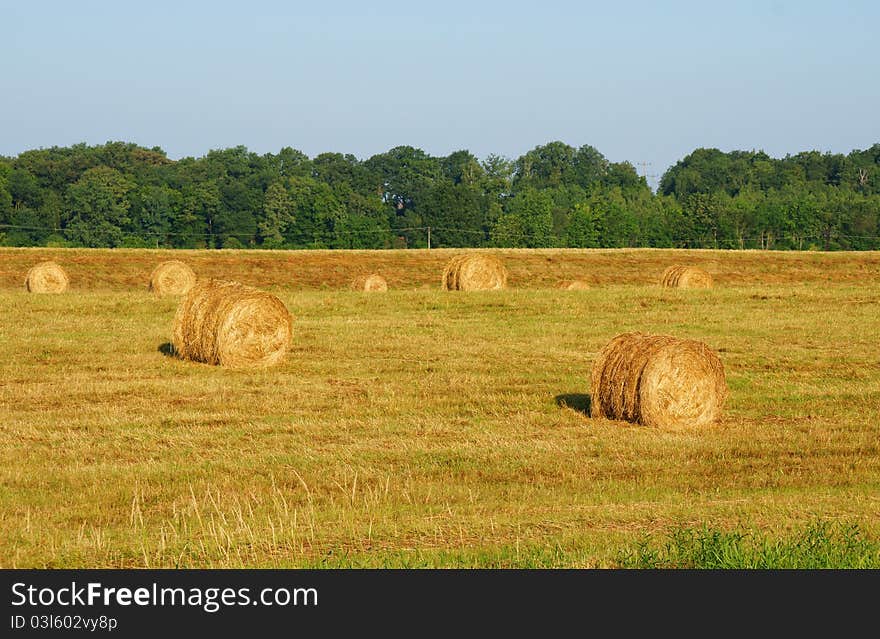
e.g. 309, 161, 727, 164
158, 342, 177, 357
555, 393, 591, 416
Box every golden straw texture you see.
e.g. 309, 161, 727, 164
590, 332, 728, 429
149, 260, 197, 296
441, 254, 508, 291
350, 273, 388, 292
25, 261, 69, 293
171, 279, 293, 368
660, 265, 713, 288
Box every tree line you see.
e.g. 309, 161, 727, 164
1, 141, 878, 250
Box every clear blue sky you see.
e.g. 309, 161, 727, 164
2, 0, 878, 187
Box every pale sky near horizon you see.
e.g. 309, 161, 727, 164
2, 0, 878, 188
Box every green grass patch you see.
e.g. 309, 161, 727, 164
616, 521, 880, 569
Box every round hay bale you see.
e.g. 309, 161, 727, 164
351, 273, 388, 292
25, 261, 69, 293
149, 260, 197, 296
171, 279, 293, 368
556, 279, 591, 291
660, 265, 713, 288
441, 253, 508, 291
590, 331, 727, 429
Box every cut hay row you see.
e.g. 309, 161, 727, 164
441, 254, 508, 291
590, 331, 728, 429
351, 273, 388, 292
25, 261, 69, 293
149, 260, 197, 296
660, 264, 713, 288
171, 279, 293, 368
19, 257, 720, 293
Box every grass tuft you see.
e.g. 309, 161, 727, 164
617, 522, 880, 569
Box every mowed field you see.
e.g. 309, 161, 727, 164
1, 247, 879, 568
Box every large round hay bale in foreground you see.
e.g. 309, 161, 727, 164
441, 253, 508, 291
351, 273, 388, 292
590, 332, 727, 429
25, 261, 69, 293
149, 260, 197, 296
171, 279, 293, 368
660, 265, 713, 288
556, 279, 591, 290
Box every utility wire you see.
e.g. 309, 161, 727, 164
2, 223, 880, 246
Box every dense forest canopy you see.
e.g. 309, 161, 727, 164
1, 141, 878, 250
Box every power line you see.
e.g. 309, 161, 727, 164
2, 223, 880, 247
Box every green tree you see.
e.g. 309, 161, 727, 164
441, 150, 484, 185
38, 190, 64, 234
425, 179, 486, 247
593, 188, 638, 247
545, 184, 587, 243
809, 187, 854, 250
215, 180, 259, 247
3, 207, 49, 245
720, 187, 763, 249
363, 146, 440, 247
331, 192, 391, 249
639, 194, 685, 247
312, 152, 367, 190
176, 181, 219, 248
845, 144, 880, 194
481, 154, 514, 198
480, 154, 513, 235
65, 167, 134, 247
572, 144, 609, 189
129, 185, 177, 247
8, 168, 44, 209
273, 147, 313, 179
258, 181, 293, 247
844, 192, 879, 249
566, 202, 601, 247
285, 177, 344, 248
513, 141, 576, 190
681, 192, 723, 247
604, 161, 648, 194
0, 173, 11, 226
491, 188, 554, 247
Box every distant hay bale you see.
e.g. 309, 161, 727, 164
25, 261, 69, 293
660, 265, 713, 288
149, 260, 197, 296
171, 279, 293, 368
441, 253, 508, 291
351, 273, 388, 292
556, 279, 591, 290
590, 331, 728, 429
